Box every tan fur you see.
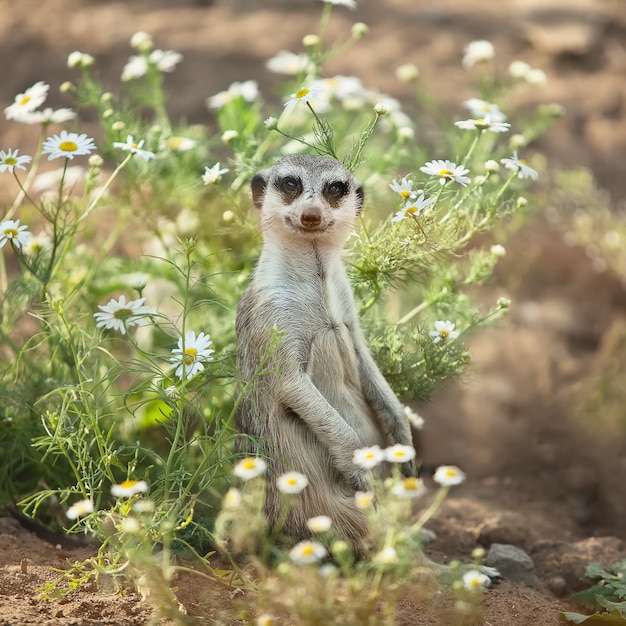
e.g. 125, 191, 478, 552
235, 155, 413, 548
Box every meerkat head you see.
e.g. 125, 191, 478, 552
250, 154, 364, 244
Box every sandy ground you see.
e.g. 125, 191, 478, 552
1, 0, 626, 624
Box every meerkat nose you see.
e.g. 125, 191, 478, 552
300, 206, 323, 229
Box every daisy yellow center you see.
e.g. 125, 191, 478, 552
393, 450, 406, 458
439, 169, 454, 178
296, 88, 310, 99
445, 468, 457, 477
287, 477, 298, 485
3, 228, 18, 239
113, 307, 134, 320
405, 206, 418, 216
59, 140, 79, 152
19, 95, 32, 106
242, 458, 257, 470
439, 329, 450, 338
365, 452, 375, 459
301, 545, 314, 556
404, 477, 419, 490
184, 347, 198, 365
4, 157, 17, 165
400, 190, 410, 198
169, 138, 183, 150
120, 479, 138, 489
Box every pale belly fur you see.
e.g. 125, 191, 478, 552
307, 324, 386, 449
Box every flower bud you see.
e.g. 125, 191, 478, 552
264, 117, 278, 131
352, 22, 369, 39
302, 34, 320, 48
374, 102, 389, 116
131, 31, 153, 52
395, 63, 419, 83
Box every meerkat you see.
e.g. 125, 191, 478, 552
235, 154, 414, 549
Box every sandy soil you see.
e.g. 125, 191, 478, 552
1, 0, 626, 624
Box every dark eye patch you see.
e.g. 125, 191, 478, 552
275, 176, 302, 202
323, 180, 349, 208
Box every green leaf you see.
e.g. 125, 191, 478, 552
560, 609, 626, 625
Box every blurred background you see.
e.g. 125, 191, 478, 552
2, 0, 625, 566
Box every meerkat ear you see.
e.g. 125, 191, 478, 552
251, 171, 269, 210
355, 184, 365, 216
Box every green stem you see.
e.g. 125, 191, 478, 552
7, 126, 46, 219
408, 485, 450, 534
461, 129, 482, 167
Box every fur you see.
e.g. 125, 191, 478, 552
235, 155, 413, 547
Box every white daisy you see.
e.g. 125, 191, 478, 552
508, 60, 531, 79
256, 614, 277, 626
289, 540, 327, 565
66, 499, 94, 520
4, 81, 49, 120
130, 31, 153, 51
433, 465, 466, 486
429, 320, 460, 343
0, 149, 32, 174
391, 476, 427, 500
32, 165, 85, 193
223, 488, 242, 509
525, 68, 547, 85
462, 40, 495, 68
205, 80, 259, 110
17, 107, 77, 125
320, 0, 357, 8
391, 194, 433, 222
420, 159, 471, 186
233, 457, 267, 480
354, 490, 374, 509
276, 471, 309, 494
202, 162, 229, 185
0, 219, 31, 250
166, 136, 196, 152
93, 294, 152, 335
462, 570, 490, 591
284, 86, 324, 109
404, 405, 425, 430
463, 98, 507, 122
170, 330, 215, 380
120, 517, 140, 533
149, 49, 183, 73
389, 176, 416, 200
112, 135, 155, 161
67, 51, 95, 69
454, 116, 511, 133
384, 444, 416, 464
266, 50, 313, 75
306, 515, 332, 533
23, 231, 52, 256
132, 499, 155, 513
353, 445, 385, 469
374, 547, 398, 565
121, 55, 149, 81
490, 244, 506, 257
42, 130, 96, 160
501, 152, 539, 180
111, 479, 149, 498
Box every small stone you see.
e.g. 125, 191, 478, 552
546, 575, 567, 596
484, 543, 540, 589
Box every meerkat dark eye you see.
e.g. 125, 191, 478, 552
323, 181, 349, 207
275, 176, 302, 200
